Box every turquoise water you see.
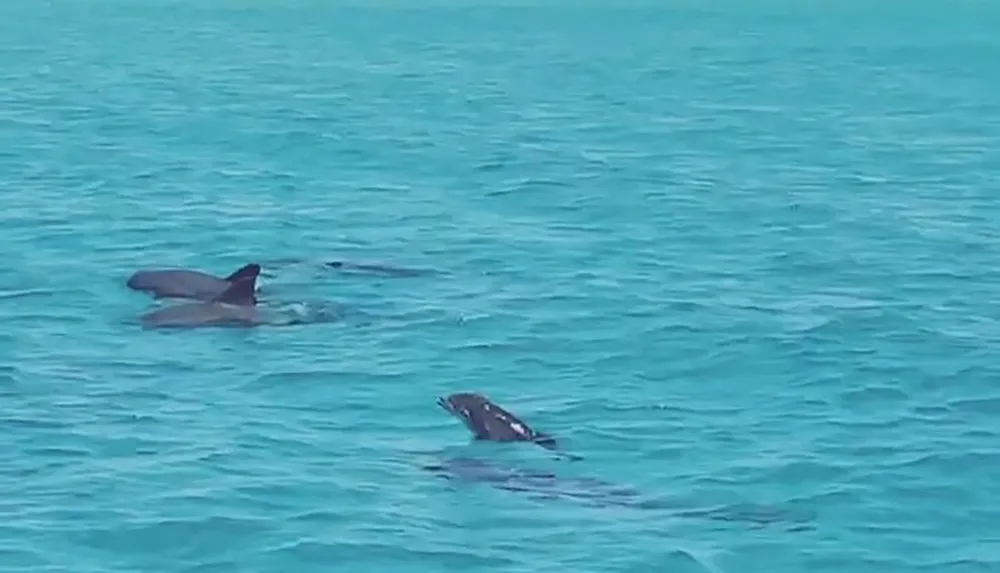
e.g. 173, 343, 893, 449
2, 0, 999, 571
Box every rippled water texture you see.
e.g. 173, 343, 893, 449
2, 1, 999, 572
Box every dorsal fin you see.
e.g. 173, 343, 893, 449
212, 276, 257, 306
224, 263, 261, 282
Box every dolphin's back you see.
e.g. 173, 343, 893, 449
126, 269, 228, 300
126, 263, 261, 302
139, 302, 258, 328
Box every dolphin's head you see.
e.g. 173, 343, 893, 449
437, 392, 495, 439
436, 393, 466, 421
125, 270, 161, 290
436, 392, 491, 428
437, 392, 487, 414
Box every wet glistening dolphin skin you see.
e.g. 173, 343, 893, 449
139, 275, 261, 328
436, 392, 581, 460
126, 263, 261, 302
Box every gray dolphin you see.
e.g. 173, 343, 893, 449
139, 275, 262, 328
126, 263, 261, 302
436, 392, 581, 460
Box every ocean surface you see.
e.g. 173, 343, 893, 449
2, 0, 999, 571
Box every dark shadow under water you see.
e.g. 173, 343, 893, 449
423, 455, 817, 532
260, 257, 434, 279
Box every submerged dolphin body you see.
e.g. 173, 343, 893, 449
422, 456, 816, 530
436, 392, 581, 460
139, 275, 262, 328
126, 263, 261, 302
262, 258, 430, 278
423, 456, 643, 507
323, 260, 427, 277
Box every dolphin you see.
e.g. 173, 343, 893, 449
126, 263, 261, 302
138, 275, 262, 328
436, 392, 581, 460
